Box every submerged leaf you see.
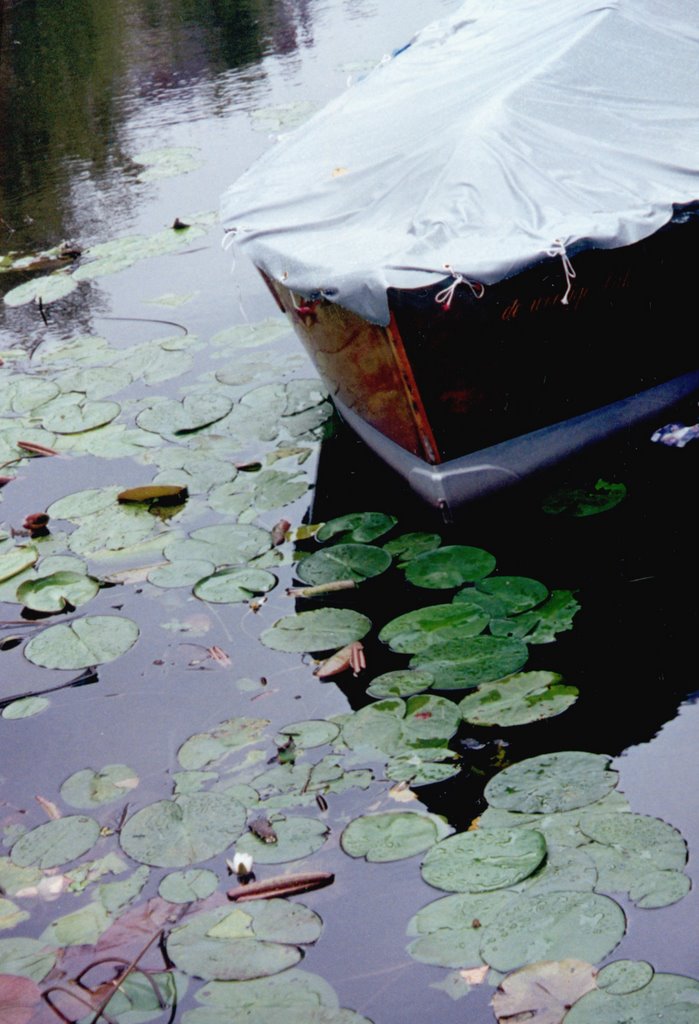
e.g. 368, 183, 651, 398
542, 478, 627, 517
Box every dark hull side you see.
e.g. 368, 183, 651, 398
260, 207, 698, 511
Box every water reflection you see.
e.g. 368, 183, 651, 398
0, 0, 317, 250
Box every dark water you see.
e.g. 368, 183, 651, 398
0, 2, 697, 1022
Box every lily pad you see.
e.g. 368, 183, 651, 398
542, 478, 627, 517
119, 793, 246, 867
60, 764, 139, 809
3, 271, 78, 307
148, 559, 215, 588
492, 959, 598, 1024
405, 545, 496, 589
191, 967, 340, 1014
565, 972, 699, 1024
210, 318, 291, 351
24, 615, 139, 669
165, 524, 272, 566
41, 901, 110, 947
10, 815, 100, 869
489, 590, 580, 645
410, 635, 528, 690
366, 669, 435, 699
17, 571, 99, 612
341, 811, 449, 862
177, 718, 269, 771
407, 890, 515, 968
596, 960, 654, 995
0, 938, 56, 983
421, 828, 546, 893
0, 545, 38, 585
0, 899, 29, 931
459, 671, 578, 727
315, 513, 397, 544
379, 603, 489, 654
0, 974, 41, 1024
484, 752, 619, 814
134, 146, 203, 181
276, 720, 340, 749
1, 697, 50, 720
261, 608, 371, 653
194, 568, 277, 604
46, 486, 122, 521
476, 576, 548, 614
159, 869, 219, 904
167, 900, 321, 980
136, 394, 233, 439
342, 695, 461, 757
383, 532, 442, 563
41, 398, 120, 434
296, 544, 391, 586
234, 815, 329, 863
479, 891, 626, 972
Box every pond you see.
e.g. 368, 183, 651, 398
0, 1, 697, 1022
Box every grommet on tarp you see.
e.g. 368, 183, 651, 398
546, 240, 576, 305
435, 264, 485, 311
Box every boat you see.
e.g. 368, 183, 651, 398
221, 0, 699, 514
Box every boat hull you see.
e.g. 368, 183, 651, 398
260, 209, 699, 512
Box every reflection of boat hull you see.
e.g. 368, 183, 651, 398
261, 209, 699, 513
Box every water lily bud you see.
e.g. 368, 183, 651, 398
232, 851, 254, 876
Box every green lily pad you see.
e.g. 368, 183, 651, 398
234, 814, 329, 863
383, 532, 442, 563
177, 718, 269, 771
410, 635, 528, 690
476, 576, 548, 614
136, 394, 233, 439
484, 752, 619, 814
421, 828, 546, 893
491, 959, 598, 1024
167, 900, 321, 980
165, 524, 272, 566
159, 869, 219, 904
489, 590, 580, 645
148, 559, 215, 588
2, 697, 50, 719
542, 478, 627, 517
0, 898, 29, 931
0, 545, 38, 584
480, 890, 626, 972
407, 890, 515, 968
366, 669, 435, 699
315, 513, 397, 544
72, 224, 207, 281
565, 972, 699, 1024
341, 811, 449, 862
276, 720, 340, 749
342, 695, 461, 757
46, 486, 122, 521
17, 571, 99, 612
24, 614, 139, 669
0, 938, 56, 983
10, 815, 100, 869
386, 754, 461, 786
296, 544, 391, 586
191, 967, 340, 1015
194, 568, 277, 604
97, 864, 150, 913
41, 901, 110, 947
210, 318, 291, 351
134, 145, 203, 181
60, 764, 139, 809
580, 812, 687, 871
3, 271, 78, 307
379, 603, 489, 654
459, 671, 578, 727
119, 793, 246, 867
41, 398, 120, 434
261, 608, 371, 653
250, 101, 317, 132
405, 545, 496, 589
596, 960, 654, 995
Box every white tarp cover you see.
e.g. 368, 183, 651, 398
221, 0, 699, 325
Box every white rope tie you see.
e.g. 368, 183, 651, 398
546, 240, 576, 305
435, 264, 485, 310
